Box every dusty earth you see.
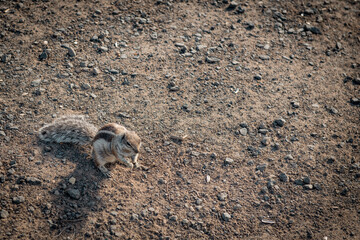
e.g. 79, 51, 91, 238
0, 0, 359, 239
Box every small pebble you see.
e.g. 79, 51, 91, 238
69, 177, 76, 185
224, 158, 234, 165
0, 210, 9, 219
279, 173, 288, 182
222, 212, 231, 221
239, 128, 247, 136
273, 118, 286, 127
217, 192, 228, 201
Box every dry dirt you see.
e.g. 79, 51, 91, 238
0, 0, 359, 239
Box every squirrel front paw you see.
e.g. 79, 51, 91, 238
126, 162, 134, 169
98, 166, 112, 178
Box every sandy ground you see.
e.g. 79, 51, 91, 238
0, 0, 359, 239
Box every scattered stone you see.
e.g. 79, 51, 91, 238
304, 8, 315, 15
256, 164, 267, 172
261, 137, 271, 146
340, 188, 349, 196
196, 45, 207, 51
12, 196, 25, 204
240, 122, 248, 128
92, 67, 101, 76
254, 74, 262, 80
131, 213, 139, 220
182, 219, 189, 225
233, 204, 242, 210
31, 79, 41, 87
169, 215, 178, 221
259, 55, 270, 60
206, 175, 211, 183
350, 97, 360, 105
304, 25, 321, 34
314, 183, 322, 190
174, 42, 185, 48
273, 118, 286, 127
294, 179, 304, 186
69, 177, 76, 185
224, 158, 234, 165
66, 188, 80, 200
26, 177, 41, 185
226, 1, 239, 11
279, 173, 288, 182
328, 107, 338, 114
222, 212, 231, 221
206, 57, 220, 64
303, 177, 311, 184
110, 69, 119, 74
158, 178, 166, 184
352, 78, 360, 85
244, 22, 254, 30
217, 192, 227, 201
98, 46, 108, 53
239, 128, 247, 136
291, 101, 300, 108
67, 47, 76, 57
304, 184, 313, 190
284, 154, 294, 160
0, 210, 9, 219
39, 49, 49, 61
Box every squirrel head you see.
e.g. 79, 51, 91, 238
112, 131, 141, 156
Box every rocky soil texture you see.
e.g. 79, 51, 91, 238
0, 0, 359, 239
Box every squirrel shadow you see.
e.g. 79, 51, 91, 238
38, 140, 110, 238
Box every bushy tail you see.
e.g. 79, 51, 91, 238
39, 115, 98, 145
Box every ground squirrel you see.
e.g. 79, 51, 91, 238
38, 115, 142, 176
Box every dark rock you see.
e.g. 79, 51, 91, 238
350, 98, 360, 105
256, 164, 267, 172
26, 177, 41, 185
245, 22, 254, 30
303, 177, 311, 184
279, 173, 288, 182
39, 49, 49, 61
254, 74, 262, 80
226, 1, 239, 11
294, 179, 304, 186
235, 6, 245, 14
66, 188, 81, 200
273, 118, 286, 127
352, 78, 360, 85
